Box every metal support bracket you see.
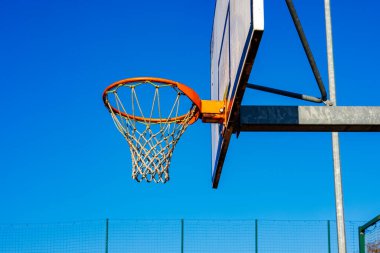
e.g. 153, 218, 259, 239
201, 100, 225, 124
245, 0, 330, 104
238, 106, 380, 132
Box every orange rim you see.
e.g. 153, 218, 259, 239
103, 77, 202, 124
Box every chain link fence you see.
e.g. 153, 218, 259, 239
0, 219, 365, 253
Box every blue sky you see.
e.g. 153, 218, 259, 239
0, 0, 379, 224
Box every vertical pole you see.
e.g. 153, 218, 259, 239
358, 227, 365, 253
324, 1, 347, 253
327, 220, 331, 253
331, 132, 347, 253
255, 219, 258, 253
105, 218, 109, 253
181, 219, 184, 253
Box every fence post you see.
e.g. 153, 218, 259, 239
181, 219, 184, 253
255, 219, 258, 253
105, 218, 109, 253
358, 227, 365, 253
328, 220, 331, 253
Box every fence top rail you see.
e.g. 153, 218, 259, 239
0, 218, 368, 225
359, 214, 380, 232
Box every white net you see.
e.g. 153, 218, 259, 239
104, 80, 198, 183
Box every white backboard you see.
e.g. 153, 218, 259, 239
211, 0, 264, 188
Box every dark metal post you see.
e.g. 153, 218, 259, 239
255, 219, 258, 253
328, 220, 331, 253
181, 219, 184, 253
358, 227, 365, 253
105, 218, 109, 253
246, 83, 323, 103
285, 0, 328, 101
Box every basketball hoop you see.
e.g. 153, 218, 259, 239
102, 77, 202, 183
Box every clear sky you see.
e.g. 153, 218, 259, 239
0, 0, 379, 224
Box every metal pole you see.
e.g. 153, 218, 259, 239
246, 83, 323, 103
358, 227, 365, 253
255, 219, 258, 253
105, 218, 109, 253
285, 0, 328, 101
324, 1, 347, 253
331, 132, 347, 253
181, 219, 184, 253
328, 220, 331, 253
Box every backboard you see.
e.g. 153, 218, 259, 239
211, 0, 264, 188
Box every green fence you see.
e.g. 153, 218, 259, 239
0, 219, 365, 252
359, 215, 380, 253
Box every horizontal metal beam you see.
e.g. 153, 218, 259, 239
238, 106, 380, 132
